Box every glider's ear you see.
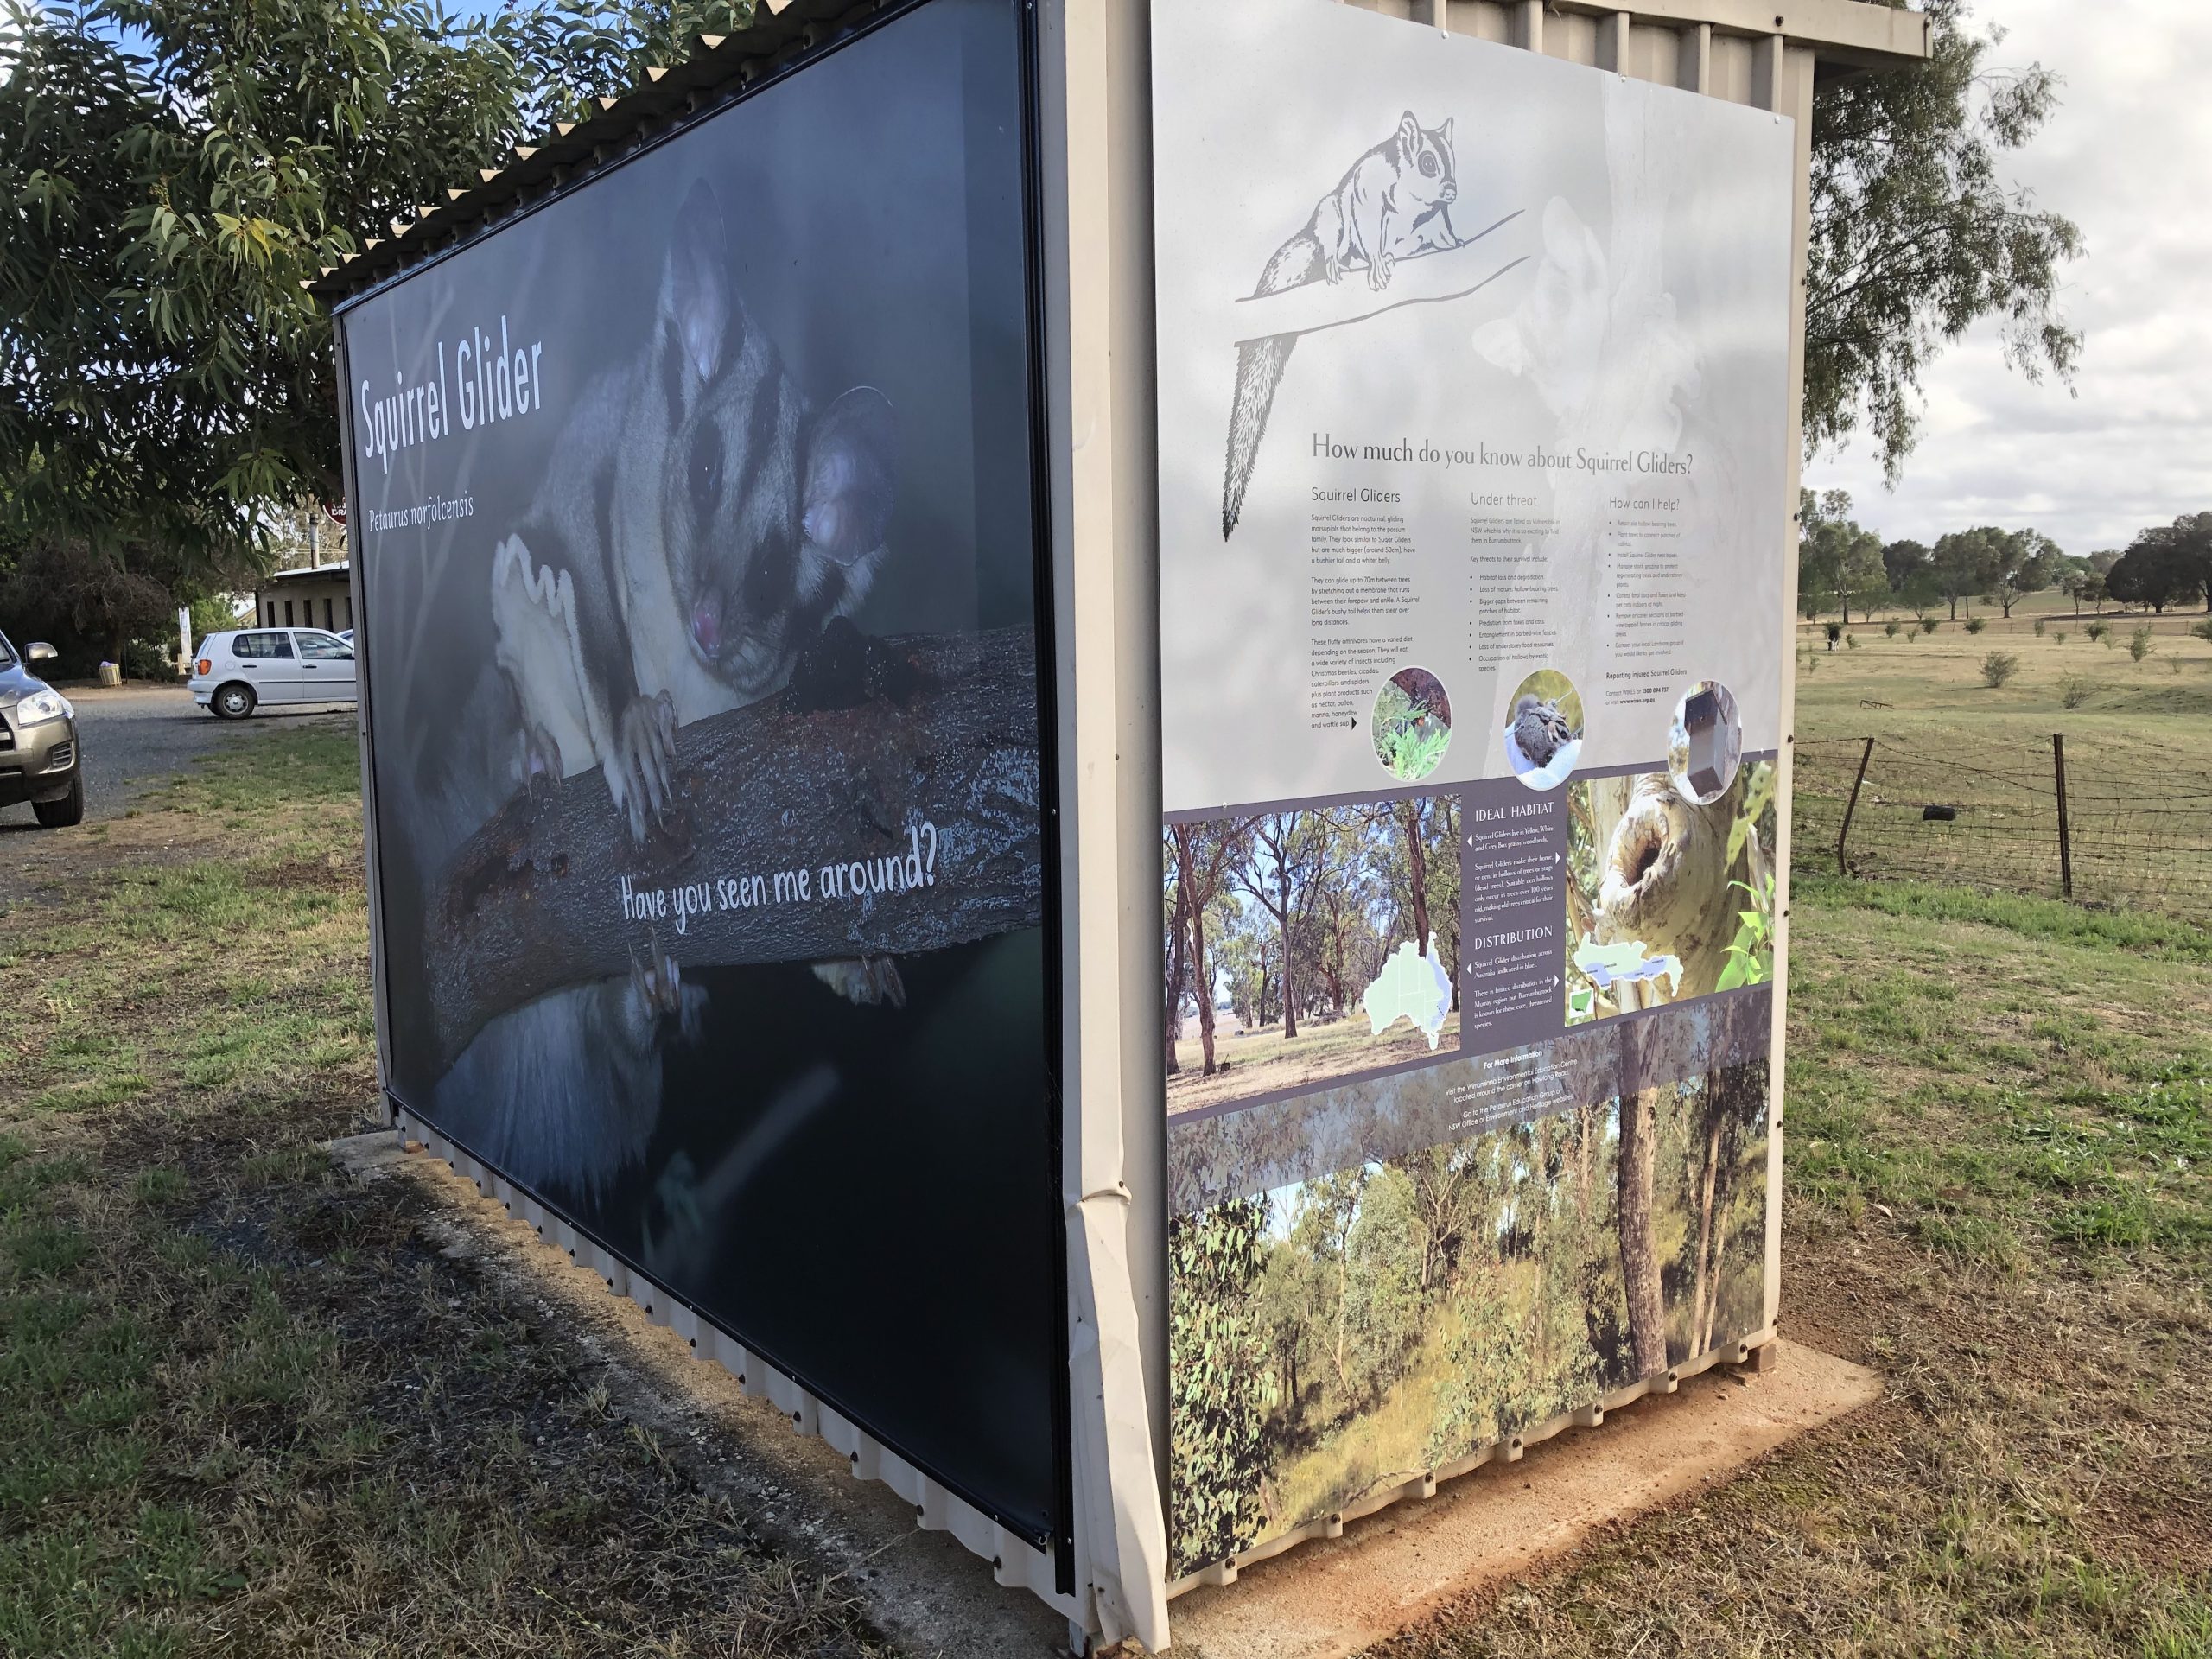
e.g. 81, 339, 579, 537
664, 180, 732, 386
803, 387, 898, 566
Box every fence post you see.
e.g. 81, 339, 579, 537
1836, 736, 1874, 877
2052, 732, 2073, 899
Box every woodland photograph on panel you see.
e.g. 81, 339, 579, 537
1166, 992, 1771, 1578
1564, 760, 1777, 1021
1165, 797, 1462, 1116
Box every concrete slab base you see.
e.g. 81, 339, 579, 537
1163, 1340, 1882, 1659
327, 1130, 1075, 1658
331, 1130, 1877, 1659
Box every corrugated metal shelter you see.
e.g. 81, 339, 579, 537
313, 2, 1929, 1651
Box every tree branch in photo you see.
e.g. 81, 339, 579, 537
424, 629, 1042, 1076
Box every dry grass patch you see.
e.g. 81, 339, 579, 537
0, 728, 884, 1658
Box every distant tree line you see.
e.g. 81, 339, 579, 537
1798, 490, 2212, 624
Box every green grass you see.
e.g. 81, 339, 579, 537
0, 728, 880, 1658
1792, 874, 2212, 961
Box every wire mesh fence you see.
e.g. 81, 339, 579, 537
1793, 736, 2212, 922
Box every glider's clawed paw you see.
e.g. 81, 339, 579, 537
626, 935, 703, 1044
606, 690, 678, 842
520, 720, 563, 803
629, 933, 686, 1021
810, 957, 906, 1008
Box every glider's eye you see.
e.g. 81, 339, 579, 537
1418, 151, 1440, 178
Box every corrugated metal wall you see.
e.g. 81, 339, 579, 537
1338, 0, 1783, 106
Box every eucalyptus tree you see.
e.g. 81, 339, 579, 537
0, 0, 748, 645
1798, 488, 1885, 623
1805, 0, 2082, 478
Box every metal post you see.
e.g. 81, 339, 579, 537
1836, 736, 1874, 877
2053, 732, 2073, 899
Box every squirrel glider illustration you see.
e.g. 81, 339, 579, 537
1223, 111, 1463, 540
1219, 112, 1530, 541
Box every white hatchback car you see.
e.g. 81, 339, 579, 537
190, 628, 359, 720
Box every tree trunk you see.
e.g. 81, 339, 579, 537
1616, 1081, 1668, 1379
1191, 907, 1218, 1074
1699, 1218, 1731, 1354
1689, 1104, 1723, 1353
1332, 1227, 1351, 1393
1591, 772, 1750, 1001
1575, 1099, 1593, 1214
1278, 862, 1299, 1040
1164, 889, 1187, 1078
1400, 800, 1431, 950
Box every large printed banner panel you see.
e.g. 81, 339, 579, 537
1151, 0, 1793, 1576
340, 0, 1066, 1545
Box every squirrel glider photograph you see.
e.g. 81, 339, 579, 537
1220, 110, 1528, 540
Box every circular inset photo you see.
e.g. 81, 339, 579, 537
1504, 670, 1583, 790
1668, 680, 1743, 804
1371, 667, 1453, 782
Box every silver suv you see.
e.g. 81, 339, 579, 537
0, 630, 83, 828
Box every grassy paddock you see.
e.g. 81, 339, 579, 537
0, 729, 880, 1658
1794, 607, 2212, 766
1790, 614, 2212, 921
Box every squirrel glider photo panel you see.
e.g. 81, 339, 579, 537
340, 0, 1067, 1547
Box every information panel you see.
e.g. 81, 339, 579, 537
1152, 0, 1793, 1576
340, 0, 1066, 1547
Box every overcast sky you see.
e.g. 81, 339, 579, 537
1804, 0, 2212, 557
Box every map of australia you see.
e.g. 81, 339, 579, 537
1363, 935, 1454, 1050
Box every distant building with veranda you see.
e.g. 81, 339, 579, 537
252, 563, 353, 633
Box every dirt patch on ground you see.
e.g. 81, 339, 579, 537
1168, 1012, 1465, 1115
0, 808, 239, 909
264, 854, 366, 893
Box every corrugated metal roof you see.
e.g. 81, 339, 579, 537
308, 0, 899, 310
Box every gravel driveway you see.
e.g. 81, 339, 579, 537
2, 682, 339, 830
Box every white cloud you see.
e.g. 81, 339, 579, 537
1807, 0, 2212, 556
